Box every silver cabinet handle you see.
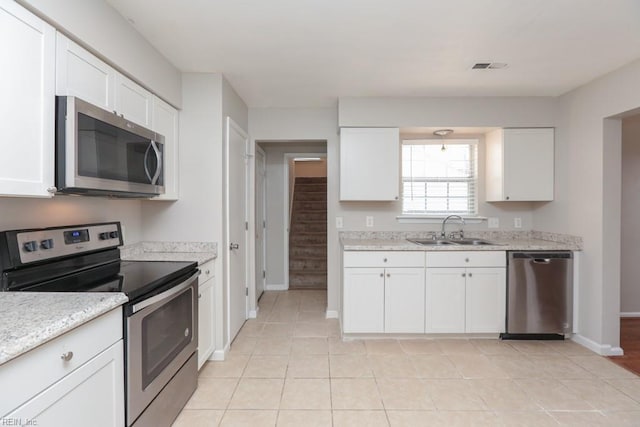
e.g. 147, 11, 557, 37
198, 293, 202, 298
379, 273, 384, 277
386, 273, 390, 277
465, 258, 470, 263
468, 273, 473, 277
230, 243, 240, 250
462, 273, 466, 277
205, 270, 211, 275
383, 258, 388, 262
61, 351, 74, 362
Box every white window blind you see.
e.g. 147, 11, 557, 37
402, 140, 478, 215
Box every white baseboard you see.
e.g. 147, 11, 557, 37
572, 334, 624, 356
620, 312, 640, 318
266, 284, 288, 291
211, 342, 230, 361
248, 307, 259, 319
326, 310, 339, 319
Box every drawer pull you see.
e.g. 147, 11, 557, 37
386, 273, 390, 277
60, 351, 74, 362
465, 258, 470, 263
383, 258, 388, 263
379, 273, 384, 277
199, 293, 202, 298
462, 273, 466, 277
468, 273, 473, 277
205, 270, 210, 275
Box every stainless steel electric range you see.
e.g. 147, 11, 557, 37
0, 222, 199, 427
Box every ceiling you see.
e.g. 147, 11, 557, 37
106, 0, 640, 108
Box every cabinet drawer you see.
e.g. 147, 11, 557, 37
426, 251, 506, 268
344, 251, 425, 268
0, 308, 123, 416
199, 260, 215, 283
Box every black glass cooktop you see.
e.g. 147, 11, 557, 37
2, 255, 198, 303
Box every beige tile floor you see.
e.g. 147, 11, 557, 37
173, 290, 640, 426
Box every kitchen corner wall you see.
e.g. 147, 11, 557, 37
533, 57, 640, 354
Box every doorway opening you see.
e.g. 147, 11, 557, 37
287, 156, 327, 290
254, 141, 327, 292
613, 113, 640, 375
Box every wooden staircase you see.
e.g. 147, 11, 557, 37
289, 177, 327, 290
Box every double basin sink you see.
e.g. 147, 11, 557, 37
407, 238, 503, 246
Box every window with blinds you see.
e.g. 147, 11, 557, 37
402, 140, 478, 215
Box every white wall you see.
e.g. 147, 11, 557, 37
534, 58, 640, 354
19, 0, 182, 106
0, 197, 142, 243
257, 142, 327, 286
250, 108, 339, 313
621, 115, 640, 315
142, 73, 248, 356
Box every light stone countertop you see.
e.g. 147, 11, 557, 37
0, 292, 128, 366
341, 237, 581, 251
120, 241, 217, 265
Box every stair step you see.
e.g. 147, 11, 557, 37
290, 246, 327, 257
289, 260, 327, 270
294, 184, 327, 192
294, 192, 326, 201
295, 177, 326, 184
293, 201, 327, 210
291, 222, 326, 233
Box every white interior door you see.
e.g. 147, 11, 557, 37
226, 117, 248, 342
255, 147, 266, 299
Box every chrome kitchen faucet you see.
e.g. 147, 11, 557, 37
441, 215, 465, 239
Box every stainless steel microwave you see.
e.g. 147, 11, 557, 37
55, 96, 165, 198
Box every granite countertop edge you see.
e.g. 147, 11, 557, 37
341, 238, 582, 251
120, 241, 217, 265
0, 293, 128, 366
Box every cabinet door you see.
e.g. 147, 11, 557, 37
7, 341, 125, 427
465, 268, 506, 333
343, 268, 384, 333
55, 33, 115, 110
198, 278, 215, 369
502, 128, 554, 201
384, 268, 425, 333
426, 268, 466, 333
114, 74, 153, 127
340, 128, 400, 201
149, 96, 179, 200
0, 2, 55, 197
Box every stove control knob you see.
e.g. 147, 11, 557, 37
23, 241, 38, 252
109, 231, 119, 239
99, 232, 110, 240
40, 239, 54, 250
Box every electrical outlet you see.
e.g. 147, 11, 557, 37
366, 216, 374, 227
336, 216, 343, 229
514, 217, 522, 229
488, 217, 499, 229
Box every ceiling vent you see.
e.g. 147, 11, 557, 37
472, 62, 508, 70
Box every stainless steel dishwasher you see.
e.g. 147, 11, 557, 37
502, 251, 573, 339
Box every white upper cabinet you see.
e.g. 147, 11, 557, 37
56, 33, 115, 111
340, 127, 400, 201
114, 74, 153, 128
57, 33, 153, 129
0, 1, 55, 197
485, 128, 554, 202
150, 96, 179, 200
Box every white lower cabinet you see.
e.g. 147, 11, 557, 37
198, 260, 215, 369
343, 268, 385, 333
343, 251, 425, 334
384, 268, 425, 333
426, 251, 506, 334
7, 341, 124, 426
0, 308, 124, 426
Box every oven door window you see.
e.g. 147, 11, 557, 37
141, 288, 193, 389
77, 112, 161, 185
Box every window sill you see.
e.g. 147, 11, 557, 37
396, 215, 487, 224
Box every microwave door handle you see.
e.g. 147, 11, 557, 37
143, 143, 153, 183
150, 140, 162, 185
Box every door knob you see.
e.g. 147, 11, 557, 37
229, 243, 240, 250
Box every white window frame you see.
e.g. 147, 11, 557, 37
400, 139, 479, 218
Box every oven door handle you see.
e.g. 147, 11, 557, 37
131, 271, 200, 314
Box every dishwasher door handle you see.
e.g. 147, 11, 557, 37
533, 258, 551, 264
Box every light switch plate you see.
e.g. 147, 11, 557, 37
514, 217, 522, 228
366, 216, 374, 227
488, 217, 499, 228
336, 216, 343, 229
